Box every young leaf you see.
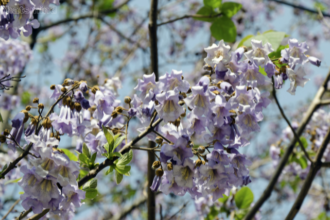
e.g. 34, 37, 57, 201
82, 143, 91, 158
114, 134, 126, 150
243, 31, 286, 51
110, 152, 122, 158
210, 17, 236, 42
104, 143, 111, 154
235, 187, 254, 209
220, 2, 242, 18
5, 177, 22, 185
84, 188, 98, 199
61, 149, 78, 162
79, 153, 90, 165
116, 171, 123, 184
115, 165, 131, 175
203, 0, 222, 9
237, 34, 254, 48
82, 179, 98, 190
105, 168, 113, 175
258, 66, 267, 76
116, 150, 133, 166
103, 127, 114, 149
194, 6, 218, 22
91, 153, 97, 164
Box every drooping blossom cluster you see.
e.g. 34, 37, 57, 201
0, 38, 31, 111
0, 0, 59, 40
1, 38, 321, 219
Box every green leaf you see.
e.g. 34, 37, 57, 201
218, 193, 229, 203
117, 150, 133, 166
210, 17, 236, 42
79, 153, 90, 165
235, 187, 254, 209
21, 91, 31, 105
110, 152, 122, 158
82, 143, 91, 158
91, 153, 97, 164
295, 156, 308, 169
237, 34, 254, 48
258, 66, 267, 76
115, 165, 131, 175
243, 31, 286, 51
194, 6, 218, 22
5, 177, 22, 185
61, 149, 78, 162
84, 188, 98, 199
114, 134, 125, 150
268, 44, 289, 59
220, 2, 242, 17
82, 179, 97, 190
116, 171, 123, 184
103, 127, 114, 146
204, 0, 222, 9
105, 167, 113, 175
78, 169, 89, 179
299, 137, 308, 149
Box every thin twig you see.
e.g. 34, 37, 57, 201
166, 201, 189, 220
271, 77, 313, 163
152, 130, 173, 144
16, 208, 32, 220
26, 209, 50, 220
269, 0, 330, 18
285, 128, 330, 219
1, 199, 20, 220
244, 69, 330, 219
158, 13, 222, 26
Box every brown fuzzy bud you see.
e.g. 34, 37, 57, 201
0, 135, 6, 143
4, 129, 9, 136
91, 86, 99, 94
61, 87, 67, 93
178, 100, 185, 106
195, 159, 203, 167
173, 118, 181, 127
111, 111, 118, 118
74, 102, 82, 112
124, 96, 131, 104
212, 90, 220, 95
152, 161, 161, 170
26, 105, 32, 111
32, 98, 39, 103
187, 88, 192, 94
104, 79, 108, 84
31, 116, 38, 125
0, 0, 10, 6
85, 90, 89, 95
90, 105, 97, 111
155, 100, 159, 105
155, 168, 164, 177
155, 136, 163, 145
112, 128, 120, 135
42, 117, 52, 129
198, 146, 205, 154
115, 106, 124, 113
216, 81, 224, 89
20, 110, 29, 123
180, 109, 186, 118
63, 78, 74, 86
181, 93, 187, 98
38, 103, 44, 110
240, 46, 248, 52
50, 85, 56, 90
167, 162, 173, 171
50, 132, 55, 138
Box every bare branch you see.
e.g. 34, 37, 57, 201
1, 199, 20, 220
158, 13, 222, 26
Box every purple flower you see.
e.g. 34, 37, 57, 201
159, 69, 190, 92
286, 66, 309, 95
173, 158, 195, 188
161, 143, 193, 164
134, 73, 160, 97
211, 95, 232, 127
204, 40, 231, 66
155, 88, 184, 122
6, 112, 25, 151
236, 105, 262, 135
281, 39, 309, 67
184, 84, 214, 117
245, 39, 273, 67
150, 175, 162, 192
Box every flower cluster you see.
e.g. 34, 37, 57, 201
0, 0, 59, 40
1, 38, 320, 219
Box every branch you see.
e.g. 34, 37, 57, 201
110, 195, 147, 220
244, 69, 330, 220
26, 209, 50, 220
39, 0, 131, 31
148, 1, 159, 220
158, 13, 222, 26
1, 199, 20, 220
0, 85, 79, 179
319, 99, 330, 106
269, 0, 330, 18
285, 128, 330, 220
271, 77, 313, 163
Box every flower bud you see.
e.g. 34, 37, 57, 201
112, 128, 120, 135
74, 102, 82, 112
42, 117, 52, 129
180, 109, 186, 118
124, 96, 131, 104
167, 162, 173, 171
90, 105, 97, 112
115, 106, 124, 113
111, 111, 118, 118
104, 79, 108, 84
61, 87, 67, 93
91, 86, 99, 94
38, 103, 44, 110
0, 135, 6, 143
178, 100, 185, 106
155, 136, 163, 145
63, 78, 74, 86
20, 110, 29, 123
50, 85, 56, 90
50, 132, 55, 138
152, 161, 161, 170
195, 159, 203, 167
198, 146, 205, 154
4, 129, 9, 136
155, 168, 164, 177
26, 105, 32, 111
187, 87, 192, 94
32, 98, 39, 103
212, 90, 220, 95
